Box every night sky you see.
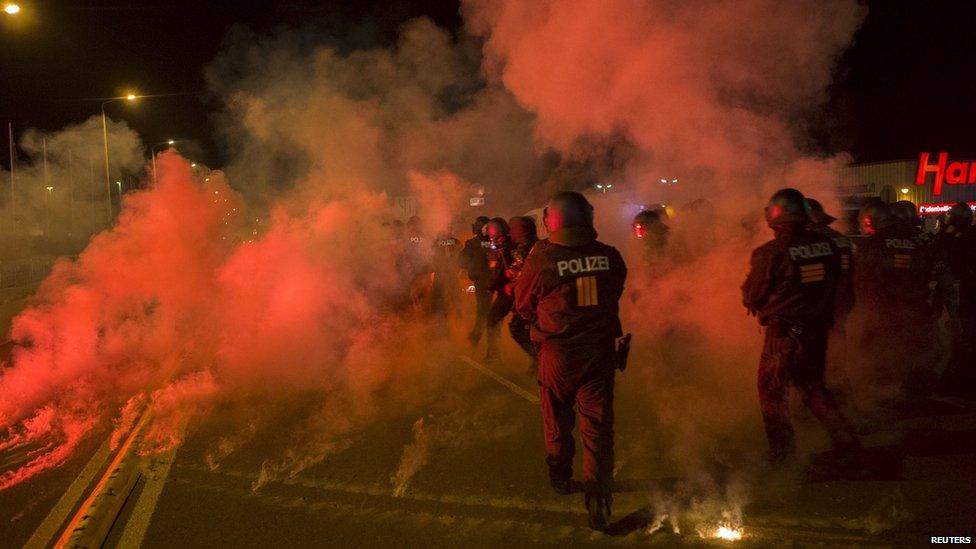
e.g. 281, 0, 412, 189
1, 0, 975, 169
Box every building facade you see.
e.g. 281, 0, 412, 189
837, 153, 976, 231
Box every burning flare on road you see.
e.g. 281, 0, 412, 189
711, 524, 744, 541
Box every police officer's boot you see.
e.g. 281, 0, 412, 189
585, 493, 611, 531
468, 325, 483, 345
484, 326, 501, 364
550, 479, 572, 495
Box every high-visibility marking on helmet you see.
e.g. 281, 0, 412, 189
576, 276, 598, 307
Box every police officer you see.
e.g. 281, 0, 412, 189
632, 209, 670, 264
506, 216, 540, 372
932, 203, 976, 394
742, 188, 859, 465
856, 200, 932, 314
514, 192, 627, 531
459, 216, 492, 343
484, 217, 515, 362
856, 199, 935, 396
890, 200, 935, 275
806, 198, 855, 322
431, 228, 461, 317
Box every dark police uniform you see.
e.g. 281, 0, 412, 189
484, 234, 517, 361
431, 234, 461, 315
742, 224, 858, 462
855, 223, 936, 395
507, 237, 539, 361
817, 225, 856, 321
933, 225, 976, 392
486, 234, 516, 323
459, 234, 492, 338
515, 237, 627, 495
855, 223, 933, 321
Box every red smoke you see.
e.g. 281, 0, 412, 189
465, 0, 862, 204
0, 153, 451, 489
1, 3, 869, 508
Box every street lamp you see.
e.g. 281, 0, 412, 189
101, 94, 137, 223
44, 185, 54, 234
151, 139, 177, 184
3, 3, 20, 15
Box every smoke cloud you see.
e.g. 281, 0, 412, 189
1, 2, 878, 537
1, 116, 145, 256
464, 0, 866, 532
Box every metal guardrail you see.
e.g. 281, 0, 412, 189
0, 256, 59, 289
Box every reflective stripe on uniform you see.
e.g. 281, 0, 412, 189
576, 276, 598, 306
800, 263, 825, 283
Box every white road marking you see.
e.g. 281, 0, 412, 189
116, 444, 180, 548
457, 355, 539, 404
53, 411, 151, 548
24, 438, 112, 549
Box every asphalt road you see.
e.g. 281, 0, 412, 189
1, 305, 975, 547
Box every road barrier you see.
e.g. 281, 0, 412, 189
0, 256, 60, 290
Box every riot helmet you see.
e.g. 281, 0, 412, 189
543, 191, 594, 233
859, 198, 894, 235
804, 198, 837, 227
646, 203, 669, 221
471, 216, 490, 236
890, 200, 921, 227
945, 202, 974, 231
484, 217, 510, 240
508, 216, 538, 245
765, 188, 808, 227
632, 210, 663, 239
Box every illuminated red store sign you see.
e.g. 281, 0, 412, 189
916, 152, 976, 195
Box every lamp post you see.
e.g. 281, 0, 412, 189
3, 3, 20, 15
45, 185, 53, 234
7, 122, 14, 230
151, 139, 176, 184
101, 94, 136, 224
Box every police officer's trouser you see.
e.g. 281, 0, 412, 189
485, 292, 513, 358
946, 312, 976, 393
758, 323, 857, 462
470, 280, 492, 338
538, 342, 615, 496
508, 315, 537, 360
